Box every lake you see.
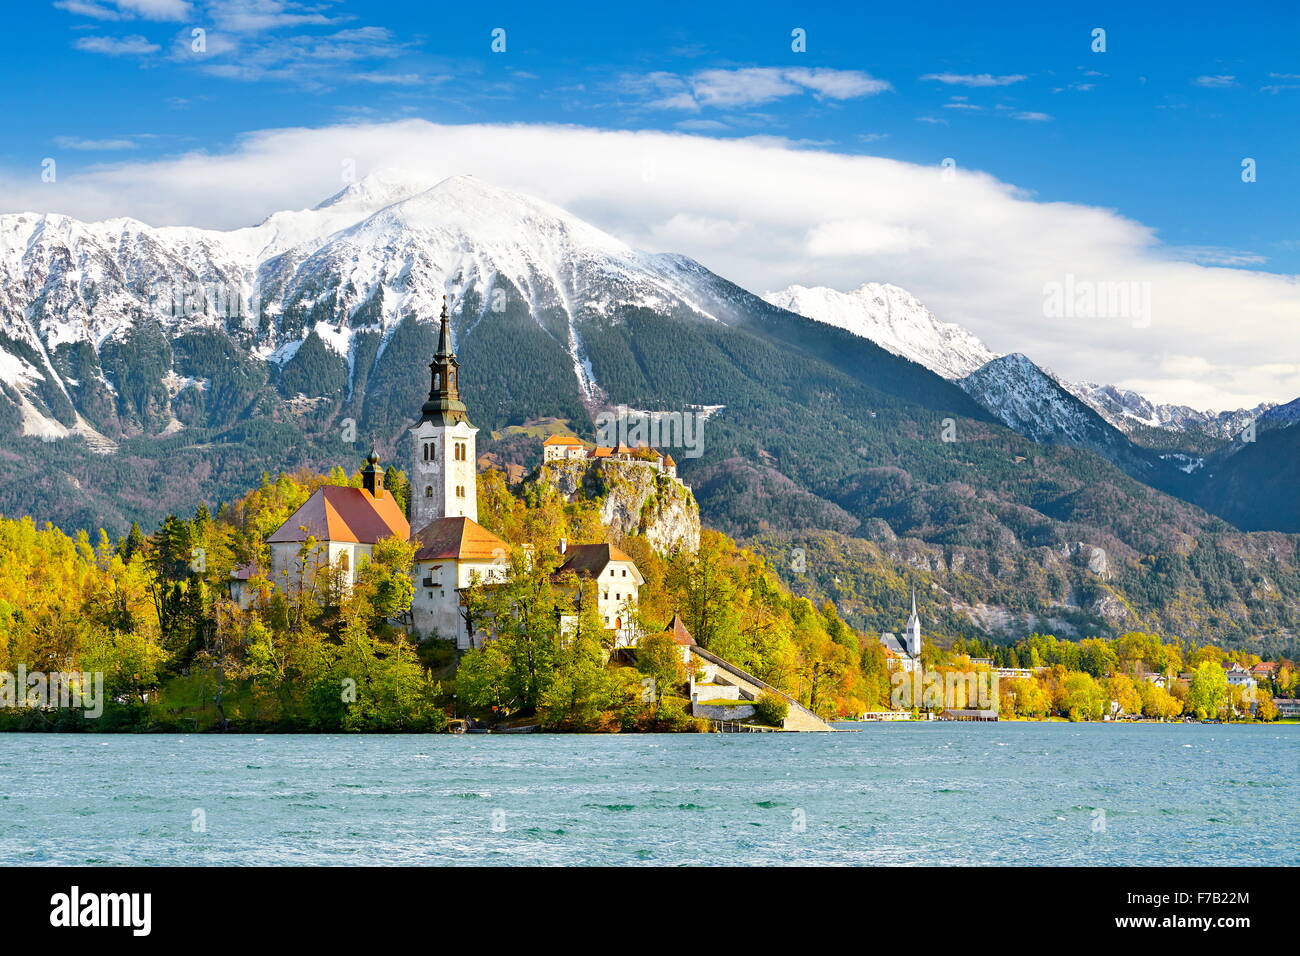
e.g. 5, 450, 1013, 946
1, 723, 1294, 865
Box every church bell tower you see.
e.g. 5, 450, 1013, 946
410, 297, 478, 531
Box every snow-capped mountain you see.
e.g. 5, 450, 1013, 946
761, 283, 997, 380
1258, 396, 1300, 429
958, 353, 1133, 451
763, 281, 1273, 443
1059, 381, 1272, 439
0, 172, 725, 441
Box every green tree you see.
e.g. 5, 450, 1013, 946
1061, 672, 1106, 721
634, 631, 684, 705
1188, 661, 1228, 719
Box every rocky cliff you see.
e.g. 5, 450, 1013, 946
529, 458, 701, 554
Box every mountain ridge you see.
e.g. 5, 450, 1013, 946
766, 280, 1278, 442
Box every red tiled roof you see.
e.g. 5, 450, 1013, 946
268, 486, 410, 545
665, 613, 695, 646
412, 516, 510, 561
543, 434, 584, 446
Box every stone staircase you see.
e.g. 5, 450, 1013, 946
687, 646, 835, 732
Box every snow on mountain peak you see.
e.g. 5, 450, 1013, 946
762, 281, 999, 380
313, 168, 440, 212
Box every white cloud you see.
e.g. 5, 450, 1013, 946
1011, 111, 1052, 122
0, 119, 1295, 407
57, 0, 191, 19
118, 0, 191, 17
183, 24, 412, 87
806, 220, 931, 256
782, 67, 891, 99
1193, 75, 1238, 88
54, 136, 139, 150
625, 67, 890, 111
345, 72, 436, 86
208, 0, 341, 32
74, 34, 160, 55
921, 73, 1027, 87
1169, 245, 1268, 267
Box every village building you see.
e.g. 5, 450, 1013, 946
1225, 663, 1258, 691
1251, 661, 1280, 683
1274, 698, 1300, 718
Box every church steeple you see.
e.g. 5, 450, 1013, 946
904, 587, 922, 658
420, 296, 469, 425
361, 445, 384, 497
410, 294, 479, 530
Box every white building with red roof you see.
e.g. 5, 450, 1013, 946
265, 450, 410, 596
553, 540, 645, 645
542, 434, 588, 462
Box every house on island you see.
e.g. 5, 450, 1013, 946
663, 615, 833, 731
409, 516, 510, 649
552, 541, 644, 647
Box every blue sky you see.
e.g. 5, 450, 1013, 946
4, 0, 1296, 270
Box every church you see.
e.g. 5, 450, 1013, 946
405, 298, 512, 648
879, 589, 923, 672
252, 298, 643, 653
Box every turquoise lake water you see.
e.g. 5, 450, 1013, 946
1, 723, 1294, 866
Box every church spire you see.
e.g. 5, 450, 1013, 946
905, 586, 921, 659
420, 295, 469, 425
361, 444, 383, 496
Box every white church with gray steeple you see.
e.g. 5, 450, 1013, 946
880, 588, 923, 671
406, 297, 511, 649
411, 297, 479, 526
